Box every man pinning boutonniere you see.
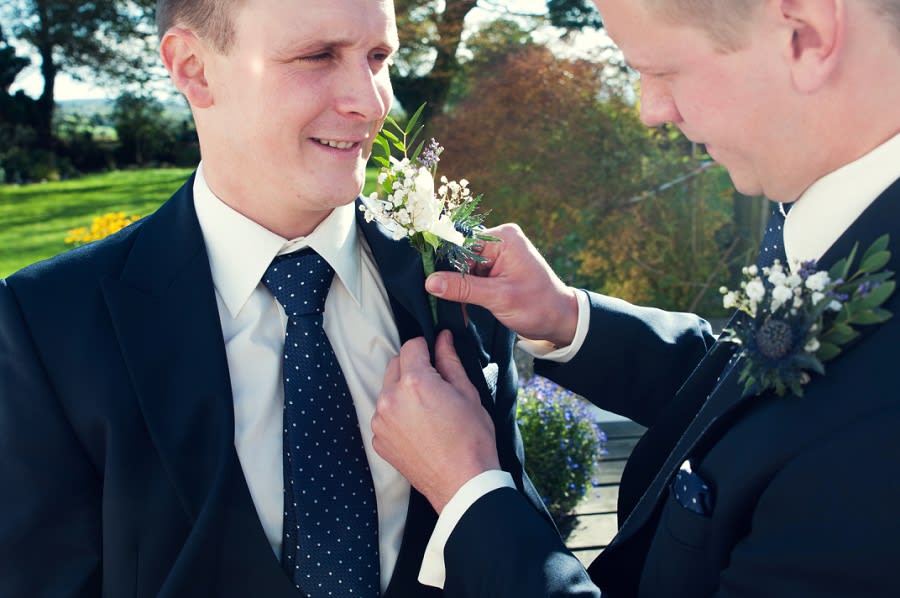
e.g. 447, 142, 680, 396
368, 2, 900, 597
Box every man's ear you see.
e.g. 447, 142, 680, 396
160, 27, 214, 108
780, 0, 845, 93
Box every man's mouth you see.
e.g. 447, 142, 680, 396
313, 138, 357, 150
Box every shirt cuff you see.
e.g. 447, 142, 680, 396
417, 470, 516, 588
516, 289, 590, 363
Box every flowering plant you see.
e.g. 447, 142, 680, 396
65, 211, 142, 246
359, 104, 496, 321
720, 235, 894, 398
516, 375, 607, 537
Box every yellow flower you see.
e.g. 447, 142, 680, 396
66, 212, 142, 246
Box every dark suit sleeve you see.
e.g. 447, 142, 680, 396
536, 291, 716, 427
0, 279, 102, 597
443, 487, 601, 598
714, 406, 900, 597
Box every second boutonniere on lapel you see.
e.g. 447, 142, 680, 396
360, 104, 496, 322
720, 235, 895, 398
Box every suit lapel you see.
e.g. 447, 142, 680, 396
101, 177, 235, 522
595, 178, 900, 585
357, 201, 436, 347
357, 205, 443, 597
357, 204, 496, 596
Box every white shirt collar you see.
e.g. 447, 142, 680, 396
192, 163, 363, 319
784, 131, 900, 266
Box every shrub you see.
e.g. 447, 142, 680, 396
65, 211, 142, 246
517, 375, 607, 536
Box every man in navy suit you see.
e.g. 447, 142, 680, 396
0, 0, 549, 595
371, 0, 900, 596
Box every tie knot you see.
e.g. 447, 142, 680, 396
263, 249, 334, 317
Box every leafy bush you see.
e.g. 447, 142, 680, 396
517, 375, 606, 535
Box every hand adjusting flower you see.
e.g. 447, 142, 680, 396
720, 235, 895, 397
359, 104, 496, 322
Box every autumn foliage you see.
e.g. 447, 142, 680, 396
432, 44, 738, 315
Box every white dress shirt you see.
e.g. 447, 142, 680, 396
784, 131, 900, 266
192, 164, 409, 593
419, 130, 900, 588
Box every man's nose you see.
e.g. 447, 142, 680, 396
638, 76, 680, 127
337, 59, 390, 121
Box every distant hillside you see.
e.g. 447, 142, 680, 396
57, 98, 191, 121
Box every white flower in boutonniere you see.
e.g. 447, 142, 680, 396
360, 104, 497, 322
719, 235, 895, 398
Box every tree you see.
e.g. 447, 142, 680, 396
111, 91, 175, 166
431, 44, 738, 315
545, 0, 603, 29
2, 0, 157, 148
0, 25, 29, 93
391, 0, 603, 120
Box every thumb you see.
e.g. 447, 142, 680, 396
426, 272, 496, 310
433, 330, 479, 403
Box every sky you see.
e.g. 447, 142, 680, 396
10, 0, 606, 102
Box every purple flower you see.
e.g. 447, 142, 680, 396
798, 260, 819, 280
418, 138, 443, 169
857, 281, 880, 297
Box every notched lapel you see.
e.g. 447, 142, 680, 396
357, 202, 436, 348
613, 341, 743, 538
102, 183, 234, 522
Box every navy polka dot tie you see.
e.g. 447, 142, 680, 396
756, 203, 788, 269
263, 249, 380, 597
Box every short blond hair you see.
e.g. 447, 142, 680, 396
644, 0, 758, 52
155, 0, 241, 53
646, 0, 900, 52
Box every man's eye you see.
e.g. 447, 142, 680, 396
371, 51, 394, 66
300, 53, 331, 63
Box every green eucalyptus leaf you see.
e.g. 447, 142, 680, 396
858, 280, 895, 309
821, 323, 859, 345
830, 242, 859, 281
859, 250, 891, 274
849, 307, 893, 325
741, 378, 756, 398
816, 341, 842, 361
795, 353, 826, 376
861, 234, 890, 263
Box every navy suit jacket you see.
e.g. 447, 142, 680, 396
0, 175, 549, 597
441, 179, 900, 598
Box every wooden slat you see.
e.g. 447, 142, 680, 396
563, 419, 646, 560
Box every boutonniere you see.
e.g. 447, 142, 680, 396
720, 235, 895, 397
360, 104, 496, 322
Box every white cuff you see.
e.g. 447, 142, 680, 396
517, 289, 590, 363
417, 470, 516, 588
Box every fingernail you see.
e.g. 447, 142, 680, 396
426, 275, 447, 295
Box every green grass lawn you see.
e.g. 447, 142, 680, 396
0, 167, 380, 278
